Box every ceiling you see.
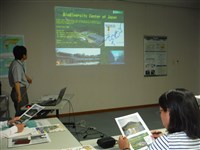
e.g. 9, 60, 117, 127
3, 0, 200, 9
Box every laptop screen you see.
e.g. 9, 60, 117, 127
56, 87, 67, 104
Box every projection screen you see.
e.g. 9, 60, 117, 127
55, 6, 124, 66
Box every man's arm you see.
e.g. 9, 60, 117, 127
25, 75, 32, 84
14, 82, 21, 102
0, 124, 25, 138
0, 117, 25, 138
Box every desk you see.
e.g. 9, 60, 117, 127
38, 94, 74, 118
80, 128, 167, 150
80, 135, 119, 150
40, 100, 68, 118
1, 117, 81, 150
22, 100, 68, 118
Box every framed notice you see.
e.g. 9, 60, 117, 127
144, 36, 167, 77
0, 35, 24, 77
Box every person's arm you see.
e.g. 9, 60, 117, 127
14, 82, 21, 102
148, 134, 169, 150
0, 121, 8, 128
25, 74, 32, 84
7, 117, 21, 125
118, 136, 130, 150
0, 124, 25, 138
0, 117, 25, 138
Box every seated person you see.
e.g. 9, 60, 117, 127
0, 117, 25, 138
118, 88, 200, 150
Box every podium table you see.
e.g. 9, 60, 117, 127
22, 94, 74, 118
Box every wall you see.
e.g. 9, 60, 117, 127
0, 0, 199, 116
198, 7, 200, 96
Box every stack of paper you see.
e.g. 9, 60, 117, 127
8, 133, 51, 148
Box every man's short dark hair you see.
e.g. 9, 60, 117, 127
13, 45, 27, 60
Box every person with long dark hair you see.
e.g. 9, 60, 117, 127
118, 88, 200, 149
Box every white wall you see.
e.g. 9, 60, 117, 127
0, 0, 199, 116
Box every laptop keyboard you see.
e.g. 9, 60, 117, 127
38, 99, 57, 106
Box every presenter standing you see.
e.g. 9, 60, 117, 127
8, 45, 32, 116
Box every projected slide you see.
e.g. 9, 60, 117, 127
55, 6, 124, 66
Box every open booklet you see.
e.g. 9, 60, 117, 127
19, 104, 45, 124
115, 112, 153, 150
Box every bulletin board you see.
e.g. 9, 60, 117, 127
0, 35, 24, 77
144, 35, 167, 77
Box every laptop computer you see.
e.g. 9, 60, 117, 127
38, 87, 67, 106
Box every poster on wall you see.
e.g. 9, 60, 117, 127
0, 35, 24, 77
144, 36, 167, 77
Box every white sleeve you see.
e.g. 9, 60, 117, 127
0, 121, 8, 128
0, 126, 18, 138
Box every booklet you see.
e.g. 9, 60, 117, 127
8, 133, 51, 148
62, 145, 96, 150
115, 112, 153, 150
19, 104, 45, 124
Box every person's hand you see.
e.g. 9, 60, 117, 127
27, 78, 32, 84
8, 117, 21, 124
151, 130, 163, 139
26, 75, 32, 84
118, 135, 130, 150
17, 94, 22, 103
16, 123, 25, 133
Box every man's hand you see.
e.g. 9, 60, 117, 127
15, 82, 21, 103
8, 117, 21, 124
17, 95, 22, 103
26, 75, 32, 84
16, 123, 25, 133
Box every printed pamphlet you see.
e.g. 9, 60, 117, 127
19, 104, 44, 123
115, 112, 153, 150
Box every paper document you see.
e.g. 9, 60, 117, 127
8, 133, 51, 147
115, 112, 153, 150
195, 95, 200, 99
34, 119, 51, 127
19, 104, 44, 123
34, 124, 66, 134
62, 145, 96, 150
